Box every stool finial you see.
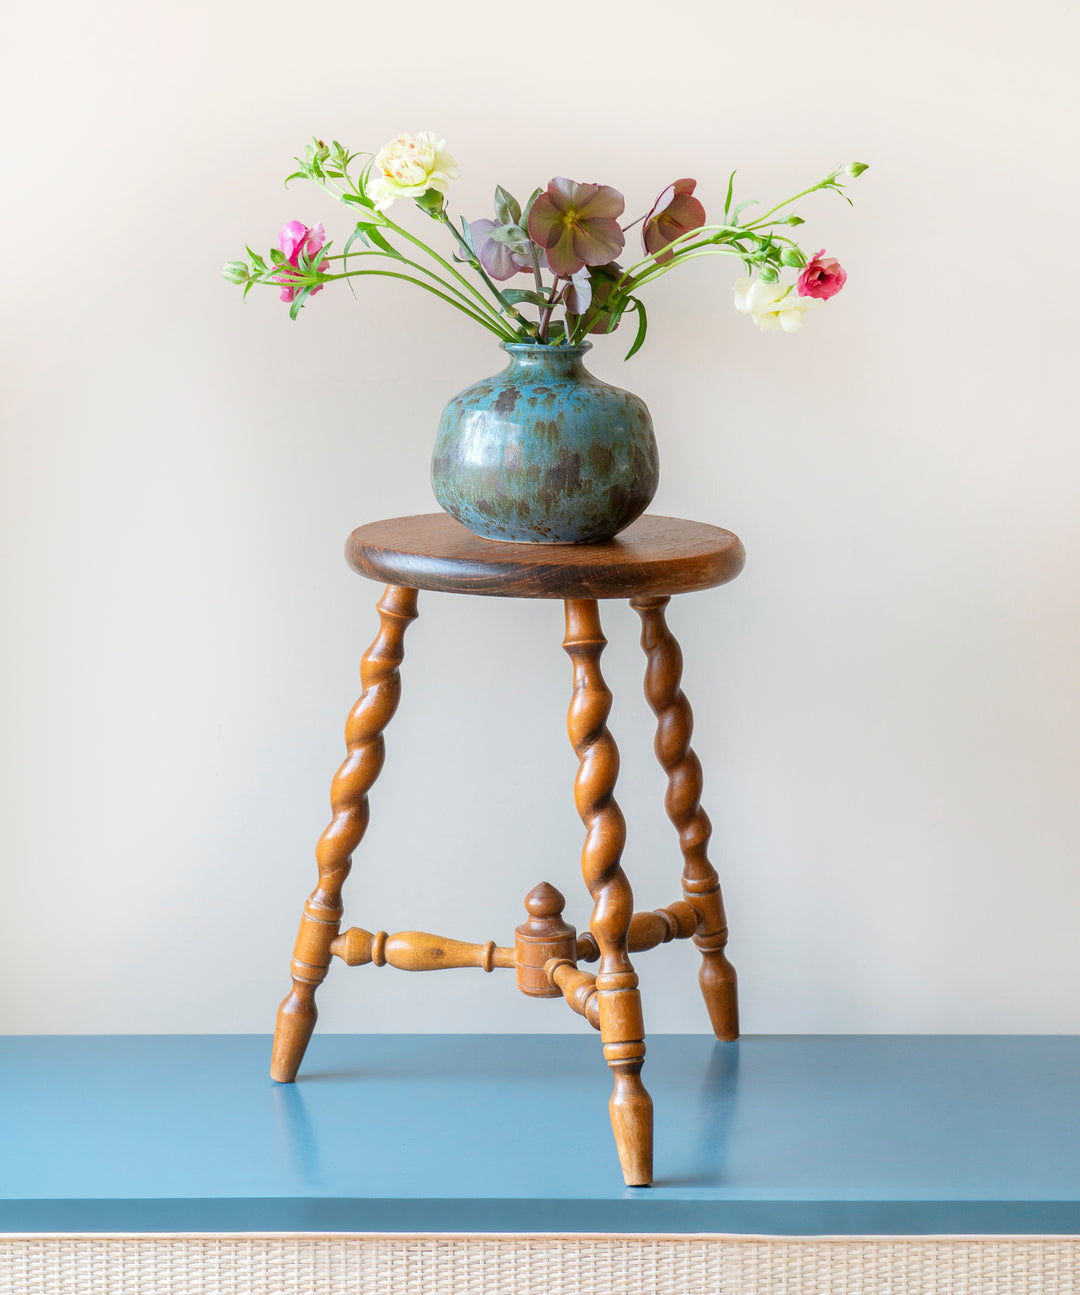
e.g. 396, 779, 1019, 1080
524, 881, 565, 920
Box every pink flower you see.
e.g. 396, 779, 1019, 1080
797, 249, 847, 300
276, 220, 329, 303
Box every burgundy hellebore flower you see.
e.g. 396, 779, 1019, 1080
642, 179, 706, 263
276, 220, 329, 303
797, 249, 847, 300
527, 178, 625, 278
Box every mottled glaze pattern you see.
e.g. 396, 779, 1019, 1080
431, 343, 659, 543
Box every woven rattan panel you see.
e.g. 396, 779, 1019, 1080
2, 1234, 1078, 1295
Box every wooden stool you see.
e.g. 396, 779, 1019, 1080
270, 513, 745, 1186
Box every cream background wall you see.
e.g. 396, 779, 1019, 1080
2, 0, 1078, 1034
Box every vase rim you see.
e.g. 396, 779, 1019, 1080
500, 341, 592, 356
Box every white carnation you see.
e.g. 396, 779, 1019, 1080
368, 132, 460, 211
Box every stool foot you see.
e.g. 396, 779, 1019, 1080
564, 598, 654, 1186
631, 595, 739, 1042
270, 584, 419, 1082
609, 1060, 654, 1187
698, 948, 739, 1042
271, 987, 318, 1083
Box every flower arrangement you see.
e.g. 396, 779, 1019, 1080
223, 132, 868, 354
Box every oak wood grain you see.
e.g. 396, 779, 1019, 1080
514, 882, 579, 998
346, 513, 745, 600
268, 516, 745, 1185
564, 598, 653, 1187
631, 594, 739, 1041
270, 584, 419, 1083
330, 926, 515, 972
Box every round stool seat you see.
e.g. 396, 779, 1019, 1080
345, 513, 745, 600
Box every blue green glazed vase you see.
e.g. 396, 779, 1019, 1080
430, 342, 659, 543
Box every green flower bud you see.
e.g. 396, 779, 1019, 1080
222, 261, 250, 285
414, 187, 446, 215
758, 264, 779, 284
784, 215, 805, 226
844, 162, 869, 177
780, 247, 806, 268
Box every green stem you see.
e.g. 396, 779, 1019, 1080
617, 224, 752, 281
537, 276, 564, 343
622, 246, 747, 292
744, 177, 835, 228
436, 210, 530, 328
324, 269, 516, 339
380, 211, 513, 326
528, 245, 545, 295
309, 172, 513, 332
322, 247, 510, 327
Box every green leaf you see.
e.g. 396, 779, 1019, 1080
603, 298, 628, 334
623, 297, 648, 360
494, 185, 521, 227
723, 169, 737, 221
730, 198, 758, 224
348, 218, 394, 254
288, 288, 309, 321
502, 288, 551, 308
521, 187, 542, 228
345, 226, 370, 253
296, 239, 332, 277
489, 224, 532, 253
284, 170, 309, 188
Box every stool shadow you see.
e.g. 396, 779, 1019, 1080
271, 1080, 321, 1184
293, 1068, 372, 1083
654, 1041, 741, 1189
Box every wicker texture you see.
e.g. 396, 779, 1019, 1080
2, 1234, 1079, 1295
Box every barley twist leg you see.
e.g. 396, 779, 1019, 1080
564, 598, 653, 1186
630, 594, 738, 1041
270, 584, 420, 1082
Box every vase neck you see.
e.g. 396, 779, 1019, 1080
501, 343, 590, 379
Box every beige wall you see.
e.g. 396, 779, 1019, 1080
3, 0, 1079, 1033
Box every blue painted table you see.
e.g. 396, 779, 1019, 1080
2, 1034, 1079, 1235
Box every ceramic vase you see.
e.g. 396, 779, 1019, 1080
431, 342, 659, 543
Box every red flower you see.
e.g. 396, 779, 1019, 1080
642, 179, 706, 263
527, 178, 625, 278
797, 249, 847, 300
